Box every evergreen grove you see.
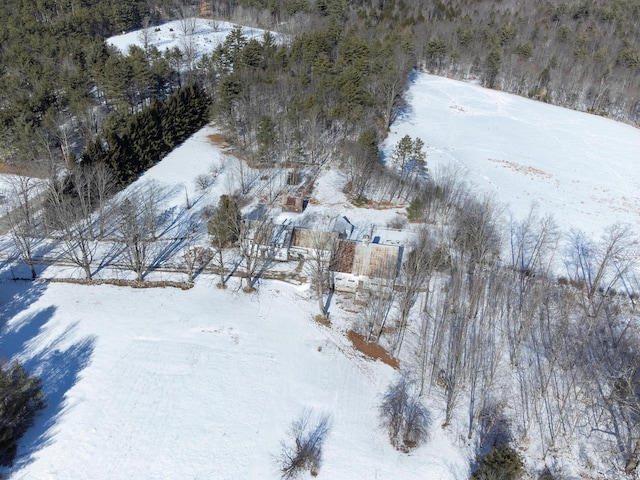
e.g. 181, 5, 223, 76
82, 83, 210, 186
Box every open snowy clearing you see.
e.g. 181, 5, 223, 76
107, 18, 284, 58
0, 123, 467, 479
384, 73, 640, 240
0, 278, 468, 479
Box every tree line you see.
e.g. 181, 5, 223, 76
3, 0, 639, 184
212, 0, 640, 125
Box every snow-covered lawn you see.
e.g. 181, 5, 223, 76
0, 278, 467, 479
1, 123, 468, 479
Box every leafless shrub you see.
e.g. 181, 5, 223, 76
477, 400, 512, 448
208, 164, 222, 178
278, 409, 331, 479
200, 203, 217, 221
387, 216, 407, 229
379, 372, 432, 452
194, 173, 213, 191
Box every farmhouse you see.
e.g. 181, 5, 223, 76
330, 235, 402, 293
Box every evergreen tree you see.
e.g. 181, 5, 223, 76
472, 445, 525, 480
391, 135, 427, 201
0, 361, 47, 467
484, 48, 502, 89
256, 115, 276, 164
208, 195, 241, 247
82, 137, 109, 166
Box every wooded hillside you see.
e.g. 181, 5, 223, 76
1, 0, 638, 178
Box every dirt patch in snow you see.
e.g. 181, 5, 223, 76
207, 133, 228, 147
347, 330, 399, 369
488, 158, 551, 179
44, 278, 194, 289
0, 161, 43, 177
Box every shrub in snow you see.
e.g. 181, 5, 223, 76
194, 173, 212, 191
386, 216, 407, 229
278, 409, 331, 479
537, 466, 566, 480
0, 361, 46, 467
471, 445, 525, 480
379, 373, 432, 452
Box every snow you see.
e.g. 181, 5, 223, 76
384, 73, 640, 240
0, 279, 467, 479
3, 28, 640, 479
107, 18, 284, 58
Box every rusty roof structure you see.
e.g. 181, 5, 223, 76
331, 239, 400, 278
282, 196, 305, 212
291, 227, 339, 251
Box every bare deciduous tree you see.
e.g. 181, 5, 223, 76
92, 161, 117, 239
355, 249, 398, 344
116, 192, 157, 282
239, 212, 275, 290
138, 16, 153, 52
342, 135, 380, 203
278, 409, 331, 479
393, 228, 434, 356
207, 195, 241, 288
565, 224, 637, 318
380, 372, 432, 452
55, 197, 98, 280
367, 68, 407, 130
301, 227, 339, 317
183, 244, 212, 283
5, 176, 41, 279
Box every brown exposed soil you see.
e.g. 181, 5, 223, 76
44, 278, 193, 289
0, 161, 42, 177
207, 133, 228, 146
348, 197, 405, 210
347, 330, 399, 369
314, 314, 331, 327
488, 158, 551, 179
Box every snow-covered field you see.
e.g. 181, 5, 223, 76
2, 280, 470, 479
3, 21, 640, 480
384, 73, 640, 240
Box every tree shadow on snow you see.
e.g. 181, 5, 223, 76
11, 328, 96, 472
0, 278, 49, 327
0, 305, 56, 362
0, 279, 96, 474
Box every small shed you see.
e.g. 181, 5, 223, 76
282, 196, 305, 213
